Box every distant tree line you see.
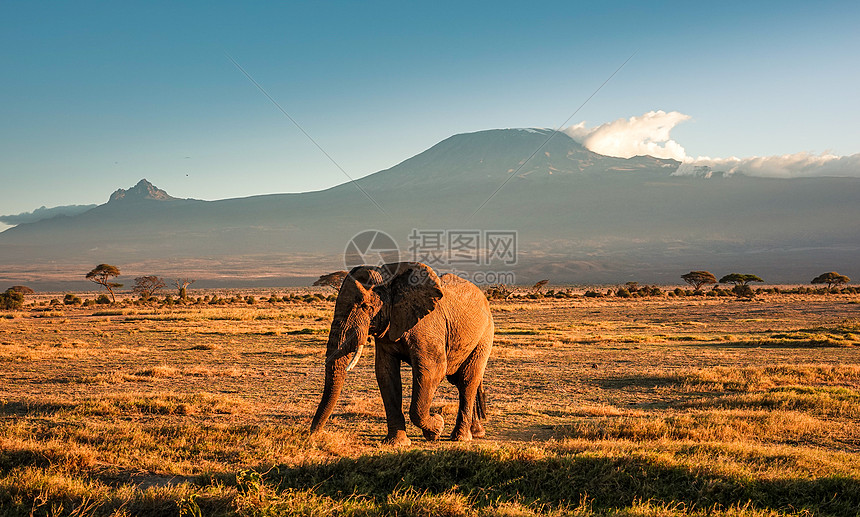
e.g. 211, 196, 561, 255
0, 266, 854, 311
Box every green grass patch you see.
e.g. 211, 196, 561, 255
697, 386, 860, 418
269, 444, 860, 516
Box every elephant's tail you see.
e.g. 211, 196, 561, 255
475, 382, 487, 420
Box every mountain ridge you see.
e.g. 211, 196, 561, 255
1, 128, 857, 288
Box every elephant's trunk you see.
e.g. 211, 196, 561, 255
310, 316, 368, 433
310, 350, 349, 433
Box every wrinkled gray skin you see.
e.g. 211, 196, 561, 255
310, 262, 494, 445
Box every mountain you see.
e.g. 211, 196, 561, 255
1, 129, 858, 289
0, 204, 98, 226
108, 179, 176, 202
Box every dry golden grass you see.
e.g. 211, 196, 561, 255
1, 293, 859, 515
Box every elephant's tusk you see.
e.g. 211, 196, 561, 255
345, 341, 364, 372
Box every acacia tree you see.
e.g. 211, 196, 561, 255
681, 271, 717, 291
132, 276, 165, 299
811, 272, 851, 290
86, 264, 122, 303
313, 271, 348, 292
175, 278, 195, 300
532, 279, 549, 293
719, 273, 764, 286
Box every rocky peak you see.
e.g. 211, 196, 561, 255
109, 179, 175, 203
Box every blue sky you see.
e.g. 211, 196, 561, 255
2, 1, 859, 228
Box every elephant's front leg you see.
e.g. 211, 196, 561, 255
375, 349, 410, 446
409, 360, 446, 441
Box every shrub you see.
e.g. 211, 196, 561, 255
584, 290, 601, 298
615, 288, 631, 298
485, 285, 513, 300
95, 294, 112, 305
0, 289, 24, 310
732, 285, 756, 299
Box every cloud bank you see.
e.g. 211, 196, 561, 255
675, 152, 860, 178
564, 110, 690, 161
0, 204, 97, 226
564, 110, 860, 178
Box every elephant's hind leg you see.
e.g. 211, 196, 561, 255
450, 338, 492, 441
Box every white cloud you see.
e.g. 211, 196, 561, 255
564, 110, 860, 178
675, 152, 860, 178
563, 110, 690, 161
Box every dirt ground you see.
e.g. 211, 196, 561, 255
3, 292, 858, 446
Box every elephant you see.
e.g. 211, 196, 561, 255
309, 262, 494, 445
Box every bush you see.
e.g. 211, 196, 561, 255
615, 288, 631, 298
485, 285, 512, 300
95, 294, 111, 305
584, 290, 602, 298
732, 285, 755, 299
0, 290, 24, 310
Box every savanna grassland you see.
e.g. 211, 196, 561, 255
1, 290, 860, 516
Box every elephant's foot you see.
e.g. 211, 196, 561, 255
451, 429, 472, 442
381, 430, 411, 446
450, 427, 473, 442
421, 414, 444, 441
470, 420, 486, 438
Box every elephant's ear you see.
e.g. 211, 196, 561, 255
381, 262, 443, 341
